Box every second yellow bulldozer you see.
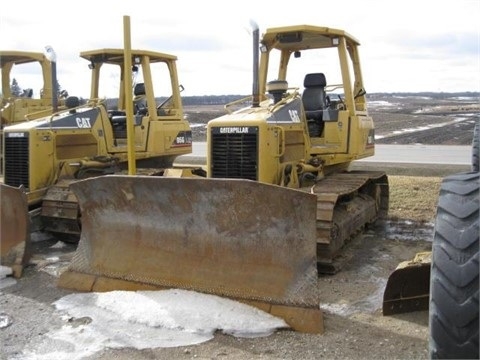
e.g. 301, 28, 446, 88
58, 23, 389, 334
1, 50, 70, 173
1, 49, 68, 275
0, 50, 67, 127
0, 41, 195, 274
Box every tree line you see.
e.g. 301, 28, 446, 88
8, 78, 66, 98
7, 78, 478, 105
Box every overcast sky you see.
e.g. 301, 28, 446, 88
1, 0, 479, 96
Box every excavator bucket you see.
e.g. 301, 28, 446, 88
0, 183, 31, 277
58, 175, 323, 333
382, 251, 431, 315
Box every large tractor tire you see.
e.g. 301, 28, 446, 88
428, 171, 479, 359
472, 120, 479, 172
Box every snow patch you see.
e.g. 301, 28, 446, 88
15, 289, 289, 360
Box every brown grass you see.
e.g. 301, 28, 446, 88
387, 176, 442, 223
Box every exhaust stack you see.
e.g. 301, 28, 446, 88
250, 20, 260, 108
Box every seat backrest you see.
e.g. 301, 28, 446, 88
134, 83, 146, 96
302, 73, 327, 120
133, 83, 147, 115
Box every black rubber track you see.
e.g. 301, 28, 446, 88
429, 172, 479, 359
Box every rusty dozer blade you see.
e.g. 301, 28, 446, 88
58, 175, 323, 333
382, 251, 431, 315
0, 183, 31, 277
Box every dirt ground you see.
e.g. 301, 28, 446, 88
1, 221, 433, 360
1, 94, 479, 359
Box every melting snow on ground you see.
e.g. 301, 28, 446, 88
16, 289, 288, 360
0, 266, 16, 289
375, 117, 473, 140
321, 277, 387, 317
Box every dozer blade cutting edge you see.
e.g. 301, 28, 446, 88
0, 183, 31, 277
58, 175, 323, 333
382, 251, 431, 315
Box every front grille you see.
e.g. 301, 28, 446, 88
210, 127, 258, 180
4, 135, 29, 188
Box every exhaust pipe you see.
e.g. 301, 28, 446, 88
44, 46, 58, 113
250, 20, 260, 108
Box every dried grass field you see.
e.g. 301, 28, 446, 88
388, 176, 442, 223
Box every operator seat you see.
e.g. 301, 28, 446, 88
133, 82, 147, 115
302, 73, 328, 137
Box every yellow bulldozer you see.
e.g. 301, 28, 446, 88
56, 24, 390, 334
0, 44, 195, 275
0, 50, 69, 172
0, 50, 67, 126
1, 49, 69, 275
2, 18, 475, 345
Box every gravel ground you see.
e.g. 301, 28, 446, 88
1, 221, 432, 360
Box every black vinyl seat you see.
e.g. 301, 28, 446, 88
108, 83, 147, 139
302, 73, 328, 137
133, 83, 147, 115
